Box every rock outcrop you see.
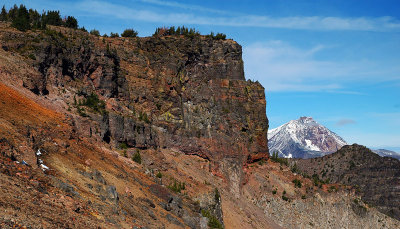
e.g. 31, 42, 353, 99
1, 25, 269, 194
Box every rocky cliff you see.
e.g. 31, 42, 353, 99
0, 24, 268, 187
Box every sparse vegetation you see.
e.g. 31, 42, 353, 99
292, 178, 302, 188
167, 179, 186, 193
156, 171, 162, 178
132, 149, 142, 164
119, 142, 128, 150
153, 26, 227, 40
270, 151, 288, 166
214, 188, 220, 203
312, 174, 329, 187
80, 93, 106, 114
201, 209, 224, 229
138, 111, 150, 123
110, 32, 119, 38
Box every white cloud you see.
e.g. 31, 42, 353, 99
73, 0, 400, 32
139, 0, 229, 14
336, 119, 356, 126
242, 41, 400, 92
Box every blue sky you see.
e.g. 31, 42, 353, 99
3, 0, 400, 151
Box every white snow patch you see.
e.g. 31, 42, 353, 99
284, 153, 293, 159
36, 149, 42, 156
40, 164, 49, 171
305, 139, 320, 151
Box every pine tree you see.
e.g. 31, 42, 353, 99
29, 9, 41, 29
0, 5, 7, 21
65, 16, 78, 29
8, 5, 18, 21
12, 5, 31, 31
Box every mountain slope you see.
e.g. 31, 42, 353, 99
268, 117, 347, 158
292, 144, 400, 221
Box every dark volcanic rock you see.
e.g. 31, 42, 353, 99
293, 144, 400, 220
1, 26, 269, 194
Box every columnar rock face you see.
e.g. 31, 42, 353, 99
1, 26, 269, 191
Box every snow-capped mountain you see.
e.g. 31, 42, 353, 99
268, 117, 347, 159
372, 149, 400, 160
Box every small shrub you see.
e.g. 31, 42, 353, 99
272, 189, 277, 195
119, 142, 128, 150
328, 186, 337, 193
138, 111, 150, 123
121, 28, 138, 37
28, 53, 36, 60
292, 179, 302, 188
90, 29, 100, 36
201, 209, 223, 229
132, 149, 141, 164
214, 188, 220, 203
301, 195, 306, 199
168, 179, 186, 193
156, 171, 162, 178
80, 93, 106, 114
110, 32, 119, 38
282, 195, 289, 201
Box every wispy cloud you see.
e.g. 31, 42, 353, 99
336, 119, 356, 126
73, 0, 400, 32
370, 112, 400, 126
243, 41, 400, 92
139, 0, 229, 15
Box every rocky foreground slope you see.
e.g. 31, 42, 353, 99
0, 21, 399, 228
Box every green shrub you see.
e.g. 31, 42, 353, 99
121, 28, 138, 37
80, 93, 106, 114
110, 32, 119, 38
168, 179, 186, 193
132, 149, 141, 164
270, 151, 288, 166
292, 178, 302, 188
201, 209, 223, 229
90, 29, 100, 36
272, 189, 277, 195
156, 171, 162, 178
282, 195, 289, 201
138, 111, 150, 123
119, 142, 128, 150
214, 188, 220, 203
65, 16, 78, 29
